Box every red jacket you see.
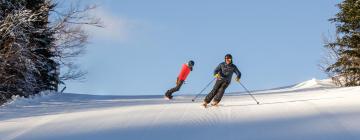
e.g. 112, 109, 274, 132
178, 64, 191, 81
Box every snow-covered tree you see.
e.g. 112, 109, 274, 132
0, 1, 45, 102
0, 0, 101, 104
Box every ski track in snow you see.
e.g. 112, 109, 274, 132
1, 79, 360, 140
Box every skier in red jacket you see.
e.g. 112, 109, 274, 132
165, 60, 195, 100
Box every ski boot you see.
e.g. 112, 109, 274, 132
164, 94, 173, 100
211, 101, 219, 107
202, 101, 208, 108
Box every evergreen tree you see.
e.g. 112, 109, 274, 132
325, 0, 360, 86
24, 0, 59, 92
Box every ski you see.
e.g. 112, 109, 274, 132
202, 103, 223, 108
163, 96, 172, 100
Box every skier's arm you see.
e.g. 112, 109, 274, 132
214, 63, 221, 76
234, 65, 241, 80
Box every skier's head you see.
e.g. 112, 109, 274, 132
225, 54, 232, 64
188, 60, 195, 71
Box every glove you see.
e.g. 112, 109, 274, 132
214, 73, 221, 79
176, 77, 180, 85
235, 77, 240, 82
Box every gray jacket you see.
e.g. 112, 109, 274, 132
214, 62, 241, 83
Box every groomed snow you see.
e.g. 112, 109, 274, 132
1, 79, 360, 140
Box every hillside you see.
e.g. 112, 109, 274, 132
1, 79, 360, 140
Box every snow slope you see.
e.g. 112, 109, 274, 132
1, 79, 360, 140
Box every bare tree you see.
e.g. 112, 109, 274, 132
320, 34, 343, 86
50, 3, 102, 82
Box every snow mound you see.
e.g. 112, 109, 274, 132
2, 91, 58, 108
291, 78, 336, 89
247, 78, 338, 95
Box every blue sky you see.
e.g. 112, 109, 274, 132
63, 0, 341, 95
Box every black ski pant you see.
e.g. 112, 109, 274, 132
165, 80, 184, 97
204, 79, 230, 103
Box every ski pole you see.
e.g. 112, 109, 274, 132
191, 78, 215, 102
238, 81, 260, 104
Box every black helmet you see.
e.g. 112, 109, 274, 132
188, 60, 195, 67
224, 54, 233, 64
225, 54, 232, 59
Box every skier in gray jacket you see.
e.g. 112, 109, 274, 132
203, 54, 241, 107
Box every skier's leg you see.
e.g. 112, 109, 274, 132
204, 80, 222, 103
213, 81, 230, 103
165, 81, 184, 97
172, 80, 184, 94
